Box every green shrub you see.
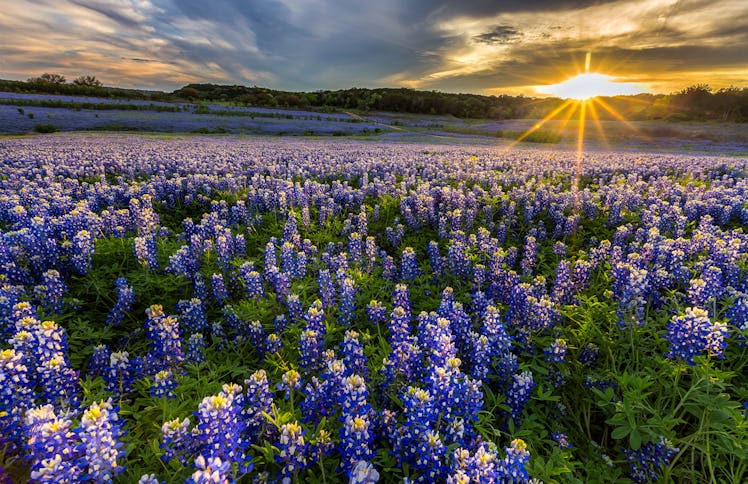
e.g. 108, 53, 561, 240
33, 123, 58, 133
190, 127, 228, 134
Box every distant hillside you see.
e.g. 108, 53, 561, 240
2, 77, 746, 122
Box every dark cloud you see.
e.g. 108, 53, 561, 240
125, 57, 163, 63
474, 26, 522, 44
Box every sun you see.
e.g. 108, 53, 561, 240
536, 52, 648, 100
538, 72, 647, 100
538, 72, 647, 101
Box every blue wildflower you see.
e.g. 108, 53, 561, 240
338, 276, 357, 326
623, 436, 678, 483
366, 300, 387, 325
341, 330, 368, 378
151, 369, 177, 398
552, 432, 572, 449
72, 229, 95, 274
505, 371, 535, 426
545, 338, 568, 364
401, 246, 421, 280
106, 277, 134, 326
211, 273, 228, 305
186, 455, 234, 484
178, 298, 209, 336
318, 269, 336, 309
665, 307, 728, 365
276, 422, 310, 478
186, 333, 206, 364
133, 234, 159, 270
240, 263, 264, 299
25, 405, 82, 482
160, 417, 194, 466
195, 383, 252, 473
79, 398, 126, 481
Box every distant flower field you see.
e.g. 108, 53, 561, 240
0, 92, 377, 135
0, 135, 746, 483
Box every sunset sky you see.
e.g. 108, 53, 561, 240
1, 0, 747, 96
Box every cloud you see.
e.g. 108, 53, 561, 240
474, 26, 523, 45
394, 0, 748, 93
0, 0, 745, 94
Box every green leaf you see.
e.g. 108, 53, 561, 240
629, 428, 642, 450
611, 426, 630, 440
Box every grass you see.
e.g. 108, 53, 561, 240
496, 128, 562, 143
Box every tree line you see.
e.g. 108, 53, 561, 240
2, 74, 747, 121
0, 74, 172, 101
175, 84, 748, 122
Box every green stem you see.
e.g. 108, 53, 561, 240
629, 326, 638, 372
671, 373, 701, 422
703, 365, 716, 484
320, 459, 327, 484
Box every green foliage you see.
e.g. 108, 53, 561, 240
33, 123, 57, 133
497, 129, 562, 143
190, 127, 228, 134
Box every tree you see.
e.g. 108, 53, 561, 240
28, 73, 67, 84
176, 87, 201, 100
674, 84, 713, 118
73, 75, 103, 87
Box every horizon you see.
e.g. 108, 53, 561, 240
5, 76, 737, 101
1, 1, 747, 96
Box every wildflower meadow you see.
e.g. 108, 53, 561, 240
0, 134, 746, 483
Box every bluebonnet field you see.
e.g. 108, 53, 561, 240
0, 92, 378, 136
0, 134, 746, 483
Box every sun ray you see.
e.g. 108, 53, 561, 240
555, 101, 579, 135
500, 53, 653, 196
593, 97, 649, 139
574, 100, 587, 195
586, 99, 610, 150
499, 99, 576, 154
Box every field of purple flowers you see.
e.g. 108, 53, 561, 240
0, 92, 376, 136
0, 134, 746, 483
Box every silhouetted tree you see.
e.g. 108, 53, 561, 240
28, 73, 67, 84
73, 75, 102, 87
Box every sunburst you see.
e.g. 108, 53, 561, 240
502, 53, 650, 196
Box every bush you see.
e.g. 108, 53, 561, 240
190, 127, 228, 134
34, 123, 58, 133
